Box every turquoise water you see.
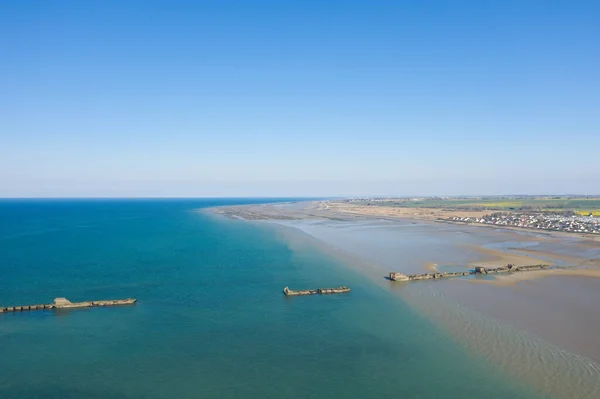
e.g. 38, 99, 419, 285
0, 199, 541, 398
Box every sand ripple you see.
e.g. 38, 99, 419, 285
399, 284, 600, 399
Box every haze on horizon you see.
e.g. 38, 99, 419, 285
1, 1, 599, 198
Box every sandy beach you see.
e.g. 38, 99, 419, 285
215, 200, 600, 242
318, 201, 490, 220
479, 267, 600, 285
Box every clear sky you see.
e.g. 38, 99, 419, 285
1, 1, 599, 197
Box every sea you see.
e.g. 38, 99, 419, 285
0, 199, 544, 398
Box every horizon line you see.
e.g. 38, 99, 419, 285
1, 194, 600, 200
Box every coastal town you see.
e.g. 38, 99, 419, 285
447, 213, 600, 234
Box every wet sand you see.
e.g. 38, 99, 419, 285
396, 279, 600, 399
468, 245, 549, 268
207, 201, 600, 398
436, 276, 600, 362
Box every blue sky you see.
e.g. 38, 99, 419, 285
1, 1, 599, 197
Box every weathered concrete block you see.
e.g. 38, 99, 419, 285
389, 272, 409, 281
53, 298, 72, 306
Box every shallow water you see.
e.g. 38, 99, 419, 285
0, 200, 539, 398
278, 215, 600, 398
436, 276, 600, 363
278, 219, 488, 273
398, 281, 600, 399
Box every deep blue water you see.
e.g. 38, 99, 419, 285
0, 199, 541, 398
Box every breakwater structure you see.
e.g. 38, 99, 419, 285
283, 286, 351, 296
0, 297, 137, 313
389, 264, 550, 282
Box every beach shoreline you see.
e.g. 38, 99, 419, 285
321, 200, 600, 242
206, 201, 600, 271
474, 267, 600, 285
205, 200, 600, 398
208, 200, 600, 242
205, 200, 600, 295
